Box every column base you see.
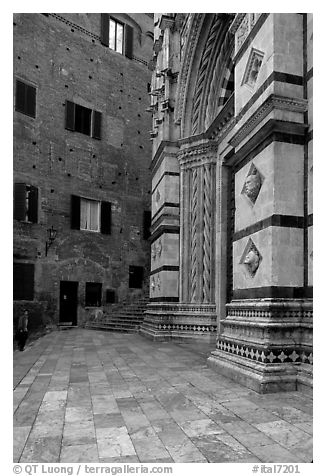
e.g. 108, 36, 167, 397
207, 298, 313, 393
140, 303, 217, 342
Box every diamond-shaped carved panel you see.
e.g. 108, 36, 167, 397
240, 238, 262, 277
241, 162, 264, 205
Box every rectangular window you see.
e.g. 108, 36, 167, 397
14, 183, 38, 223
65, 101, 101, 139
71, 196, 111, 234
80, 198, 100, 232
109, 18, 124, 54
100, 14, 133, 59
15, 79, 36, 118
13, 263, 34, 300
129, 266, 144, 289
85, 282, 102, 307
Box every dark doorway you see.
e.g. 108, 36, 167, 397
60, 281, 78, 325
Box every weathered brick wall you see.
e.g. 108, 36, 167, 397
13, 13, 153, 327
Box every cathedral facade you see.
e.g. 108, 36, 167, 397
140, 13, 313, 393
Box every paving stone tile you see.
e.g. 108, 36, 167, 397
20, 435, 61, 463
92, 395, 120, 414
99, 455, 140, 463
43, 390, 68, 402
250, 444, 305, 463
62, 423, 96, 446
94, 413, 125, 429
65, 407, 93, 423
60, 443, 99, 462
38, 399, 66, 413
254, 420, 313, 461
178, 418, 225, 437
13, 426, 31, 462
158, 435, 207, 463
292, 421, 313, 434
30, 420, 64, 438
97, 427, 137, 459
191, 433, 255, 463
130, 427, 171, 460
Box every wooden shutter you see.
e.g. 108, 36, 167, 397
14, 183, 27, 221
124, 24, 133, 59
27, 186, 38, 223
65, 100, 75, 131
71, 195, 81, 229
15, 80, 26, 113
143, 211, 151, 239
92, 110, 102, 139
100, 201, 111, 234
100, 13, 110, 46
26, 84, 36, 117
13, 263, 34, 300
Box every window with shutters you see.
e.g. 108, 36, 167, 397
14, 183, 38, 223
71, 195, 111, 234
85, 282, 102, 307
129, 266, 144, 289
13, 263, 34, 300
65, 101, 101, 139
15, 79, 36, 118
101, 14, 133, 59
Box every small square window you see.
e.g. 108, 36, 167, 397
80, 198, 100, 232
85, 282, 102, 307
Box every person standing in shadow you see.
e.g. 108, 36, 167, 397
16, 309, 29, 351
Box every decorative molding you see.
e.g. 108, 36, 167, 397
233, 214, 305, 242
229, 94, 308, 148
216, 339, 312, 365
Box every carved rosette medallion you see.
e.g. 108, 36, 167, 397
240, 238, 262, 277
241, 162, 264, 205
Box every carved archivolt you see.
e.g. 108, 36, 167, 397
174, 14, 205, 128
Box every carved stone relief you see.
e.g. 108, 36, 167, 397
242, 48, 264, 89
241, 162, 264, 205
240, 238, 262, 277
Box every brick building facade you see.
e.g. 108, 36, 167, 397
13, 13, 153, 331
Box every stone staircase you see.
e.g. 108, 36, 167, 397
85, 298, 149, 333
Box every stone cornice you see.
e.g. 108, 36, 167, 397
229, 94, 308, 148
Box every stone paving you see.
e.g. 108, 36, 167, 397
13, 329, 313, 463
